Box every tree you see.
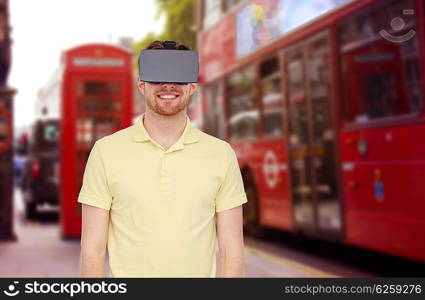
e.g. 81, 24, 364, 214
155, 0, 197, 50
133, 0, 197, 71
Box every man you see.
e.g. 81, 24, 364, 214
78, 40, 247, 277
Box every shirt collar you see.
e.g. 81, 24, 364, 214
132, 113, 199, 146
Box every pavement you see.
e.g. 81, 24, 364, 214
0, 188, 341, 278
0, 188, 81, 277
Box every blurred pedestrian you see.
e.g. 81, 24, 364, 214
13, 154, 26, 188
78, 40, 247, 278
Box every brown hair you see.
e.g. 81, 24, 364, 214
146, 40, 190, 50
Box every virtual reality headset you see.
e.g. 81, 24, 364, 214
139, 49, 199, 84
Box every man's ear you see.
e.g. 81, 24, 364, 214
137, 80, 146, 96
188, 83, 198, 96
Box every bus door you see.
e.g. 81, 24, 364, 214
283, 31, 342, 237
74, 76, 125, 212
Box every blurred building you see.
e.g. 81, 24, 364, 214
0, 0, 11, 86
0, 0, 16, 240
34, 68, 62, 121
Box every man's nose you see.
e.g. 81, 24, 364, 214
160, 82, 177, 88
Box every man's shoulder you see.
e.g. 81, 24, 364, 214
195, 129, 233, 154
95, 124, 135, 148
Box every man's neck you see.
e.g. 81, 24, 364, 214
143, 109, 187, 150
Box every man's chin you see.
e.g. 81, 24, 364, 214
156, 111, 179, 116
153, 107, 184, 116
147, 100, 187, 116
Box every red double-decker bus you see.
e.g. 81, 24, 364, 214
197, 0, 425, 262
33, 44, 134, 238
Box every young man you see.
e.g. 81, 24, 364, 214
78, 41, 247, 277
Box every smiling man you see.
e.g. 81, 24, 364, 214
78, 40, 247, 277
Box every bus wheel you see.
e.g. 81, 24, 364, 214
243, 175, 266, 237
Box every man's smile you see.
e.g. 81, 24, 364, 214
157, 93, 180, 100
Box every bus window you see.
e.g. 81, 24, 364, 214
340, 0, 422, 123
44, 124, 59, 142
204, 81, 225, 139
260, 56, 284, 137
187, 88, 202, 129
308, 37, 332, 138
203, 0, 221, 29
285, 47, 315, 227
223, 0, 243, 12
226, 65, 259, 140
287, 52, 308, 145
31, 120, 59, 152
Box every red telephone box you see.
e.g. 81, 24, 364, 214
59, 44, 133, 238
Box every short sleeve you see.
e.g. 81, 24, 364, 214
215, 145, 248, 212
77, 141, 113, 210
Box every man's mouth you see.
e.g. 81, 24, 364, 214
157, 94, 180, 100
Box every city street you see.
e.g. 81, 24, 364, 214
0, 188, 387, 278
2, 0, 425, 285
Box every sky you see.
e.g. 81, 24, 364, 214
9, 0, 164, 129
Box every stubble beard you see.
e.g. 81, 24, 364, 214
147, 94, 189, 116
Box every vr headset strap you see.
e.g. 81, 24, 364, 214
163, 41, 177, 49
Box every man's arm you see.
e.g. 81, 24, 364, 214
216, 205, 245, 277
80, 204, 110, 277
